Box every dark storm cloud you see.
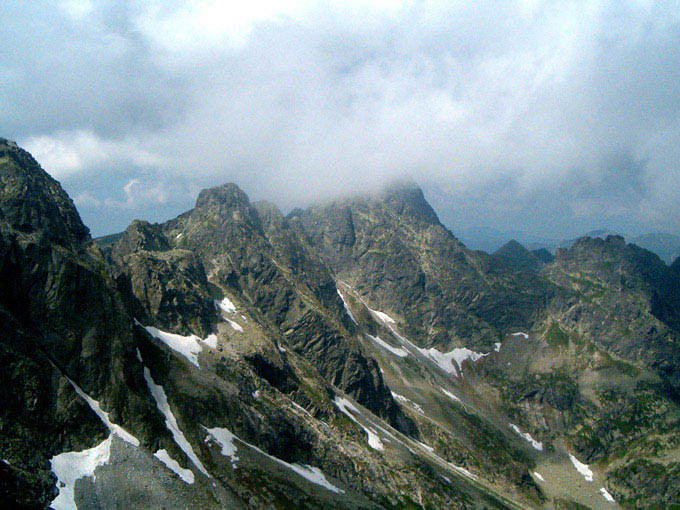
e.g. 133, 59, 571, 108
1, 0, 679, 237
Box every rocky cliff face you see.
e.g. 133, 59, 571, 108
545, 235, 680, 391
0, 139, 171, 507
297, 183, 554, 352
478, 235, 680, 507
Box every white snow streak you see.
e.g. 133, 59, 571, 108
367, 334, 408, 357
416, 441, 434, 454
333, 396, 385, 451
337, 289, 358, 324
494, 342, 502, 352
154, 449, 194, 484
289, 464, 344, 493
372, 310, 395, 324
512, 332, 529, 339
143, 367, 209, 478
66, 377, 139, 446
203, 333, 218, 349
440, 388, 461, 403
226, 318, 243, 332
391, 392, 424, 414
600, 487, 616, 502
569, 453, 593, 482
204, 425, 343, 493
449, 462, 478, 481
533, 471, 545, 482
509, 423, 543, 451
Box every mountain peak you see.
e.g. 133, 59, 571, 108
379, 180, 441, 226
491, 239, 547, 270
496, 239, 527, 254
195, 182, 251, 210
116, 220, 171, 254
0, 138, 89, 245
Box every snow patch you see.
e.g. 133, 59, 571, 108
334, 396, 385, 451
509, 423, 543, 451
175, 233, 183, 240
440, 388, 461, 403
252, 390, 260, 399
204, 427, 239, 466
289, 464, 344, 494
494, 342, 502, 352
512, 332, 529, 339
418, 347, 487, 375
154, 449, 194, 484
391, 392, 424, 414
66, 377, 139, 446
364, 427, 384, 450
203, 334, 218, 349
278, 345, 287, 353
337, 289, 358, 324
416, 441, 434, 454
216, 297, 237, 314
449, 462, 478, 481
367, 334, 408, 357
533, 471, 545, 482
600, 487, 615, 502
205, 425, 343, 493
569, 453, 593, 482
372, 310, 395, 324
143, 367, 209, 477
144, 326, 203, 367
50, 435, 112, 510
226, 318, 243, 332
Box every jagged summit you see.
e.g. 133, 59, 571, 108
195, 182, 251, 210
0, 137, 89, 245
379, 179, 442, 226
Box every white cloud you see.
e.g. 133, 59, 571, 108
103, 178, 170, 209
73, 192, 102, 209
22, 130, 162, 179
3, 0, 680, 236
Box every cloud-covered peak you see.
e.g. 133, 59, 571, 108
1, 0, 679, 237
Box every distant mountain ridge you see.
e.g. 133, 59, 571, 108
456, 225, 680, 264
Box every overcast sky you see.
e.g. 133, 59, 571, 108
1, 0, 679, 239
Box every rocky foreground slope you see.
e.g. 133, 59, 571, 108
1, 138, 680, 509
